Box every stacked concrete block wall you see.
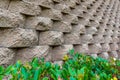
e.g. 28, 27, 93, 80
0, 0, 120, 65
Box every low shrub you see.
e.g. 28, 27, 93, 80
0, 49, 120, 80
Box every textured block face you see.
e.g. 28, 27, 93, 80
88, 43, 102, 54
63, 14, 79, 24
80, 34, 93, 44
112, 36, 119, 42
64, 33, 80, 44
25, 17, 53, 30
23, 0, 53, 8
41, 9, 62, 21
87, 20, 99, 28
0, 48, 15, 66
109, 51, 118, 58
101, 43, 111, 52
72, 24, 86, 34
54, 4, 71, 14
39, 31, 64, 46
0, 0, 120, 65
52, 0, 61, 3
51, 45, 73, 61
104, 35, 113, 43
52, 21, 72, 33
0, 28, 38, 47
85, 26, 97, 34
15, 46, 50, 63
92, 34, 103, 43
9, 1, 41, 15
99, 52, 109, 59
109, 43, 119, 51
0, 0, 10, 9
74, 44, 89, 54
38, 0, 53, 8
0, 9, 24, 28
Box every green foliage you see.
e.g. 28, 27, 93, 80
0, 49, 120, 80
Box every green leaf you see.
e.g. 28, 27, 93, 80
69, 49, 75, 55
68, 67, 76, 76
42, 77, 49, 80
90, 77, 98, 80
40, 57, 45, 62
0, 75, 3, 80
0, 66, 4, 74
31, 58, 39, 68
21, 67, 28, 79
45, 62, 51, 69
5, 65, 13, 75
50, 69, 57, 80
12, 68, 17, 76
100, 72, 107, 80
70, 77, 76, 80
78, 67, 85, 74
15, 60, 21, 69
34, 68, 41, 80
116, 60, 120, 66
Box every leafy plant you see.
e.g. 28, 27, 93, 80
0, 49, 120, 80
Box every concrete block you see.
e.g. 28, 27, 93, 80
64, 33, 80, 44
25, 17, 53, 30
15, 46, 50, 63
39, 31, 64, 46
41, 9, 62, 21
51, 45, 73, 61
52, 21, 72, 33
0, 9, 24, 28
9, 1, 41, 15
0, 48, 15, 66
74, 44, 89, 53
0, 28, 38, 47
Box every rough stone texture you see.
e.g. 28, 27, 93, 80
41, 9, 62, 21
8, 1, 41, 16
0, 0, 120, 65
74, 44, 89, 54
63, 14, 79, 24
72, 24, 86, 34
0, 0, 10, 9
52, 21, 72, 33
25, 17, 53, 30
101, 43, 111, 52
39, 31, 64, 46
0, 9, 24, 28
54, 4, 71, 14
80, 34, 93, 44
64, 33, 80, 44
88, 43, 102, 54
0, 48, 15, 66
15, 46, 50, 63
51, 45, 73, 61
99, 52, 109, 59
109, 51, 118, 58
0, 28, 38, 47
